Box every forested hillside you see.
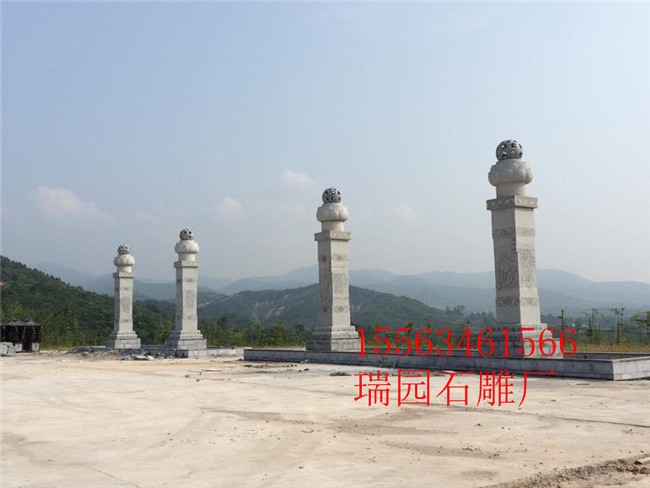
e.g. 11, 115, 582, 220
196, 284, 460, 329
1, 256, 466, 348
0, 257, 173, 347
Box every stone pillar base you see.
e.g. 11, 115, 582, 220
306, 337, 361, 352
164, 331, 207, 351
480, 325, 563, 359
107, 333, 141, 350
307, 328, 360, 352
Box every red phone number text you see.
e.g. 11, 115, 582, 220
357, 327, 577, 358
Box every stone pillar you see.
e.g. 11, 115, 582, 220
487, 140, 560, 358
165, 228, 207, 352
306, 188, 361, 352
107, 245, 141, 349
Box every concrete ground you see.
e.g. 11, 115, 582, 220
1, 351, 649, 488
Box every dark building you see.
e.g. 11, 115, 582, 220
1, 321, 42, 352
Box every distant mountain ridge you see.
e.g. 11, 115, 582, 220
33, 262, 649, 315
5, 257, 648, 345
33, 262, 220, 301
3, 258, 458, 340
194, 284, 456, 329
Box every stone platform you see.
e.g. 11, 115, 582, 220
243, 348, 650, 381
146, 345, 241, 358
102, 345, 243, 358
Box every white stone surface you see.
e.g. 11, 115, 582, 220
488, 157, 533, 197
165, 230, 206, 351
487, 142, 560, 358
316, 202, 348, 231
107, 245, 141, 350
307, 189, 360, 352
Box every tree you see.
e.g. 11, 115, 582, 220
292, 324, 309, 345
269, 321, 287, 346
631, 311, 650, 344
611, 308, 627, 344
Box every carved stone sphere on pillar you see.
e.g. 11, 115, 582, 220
496, 139, 523, 161
317, 188, 348, 231
489, 140, 533, 197
175, 229, 199, 262
322, 187, 342, 204
179, 228, 195, 241
113, 245, 134, 271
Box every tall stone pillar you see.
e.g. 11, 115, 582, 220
164, 229, 207, 352
487, 140, 559, 357
107, 245, 141, 349
306, 188, 361, 352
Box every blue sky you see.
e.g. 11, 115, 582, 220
2, 2, 649, 283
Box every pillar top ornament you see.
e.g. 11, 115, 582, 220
317, 187, 348, 223
175, 228, 199, 258
496, 139, 523, 161
179, 228, 195, 240
488, 139, 533, 196
114, 245, 134, 267
322, 187, 341, 204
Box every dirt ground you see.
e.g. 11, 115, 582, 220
1, 351, 649, 488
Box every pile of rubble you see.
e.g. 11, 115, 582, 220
68, 346, 176, 360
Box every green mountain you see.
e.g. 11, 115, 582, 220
0, 256, 173, 347
1, 256, 463, 349
196, 284, 458, 330
33, 260, 650, 316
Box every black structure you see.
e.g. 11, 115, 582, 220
1, 321, 42, 352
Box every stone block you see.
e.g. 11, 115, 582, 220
1, 342, 16, 356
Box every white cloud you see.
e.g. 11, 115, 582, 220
218, 197, 244, 218
135, 203, 184, 225
136, 210, 159, 225
390, 204, 418, 224
34, 186, 106, 219
280, 169, 314, 187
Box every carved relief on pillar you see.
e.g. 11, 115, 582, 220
184, 292, 197, 308
497, 251, 519, 291
486, 195, 538, 210
332, 273, 348, 295
496, 297, 539, 307
496, 248, 537, 290
518, 248, 537, 287
492, 227, 535, 238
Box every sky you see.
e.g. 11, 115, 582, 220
1, 1, 649, 284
